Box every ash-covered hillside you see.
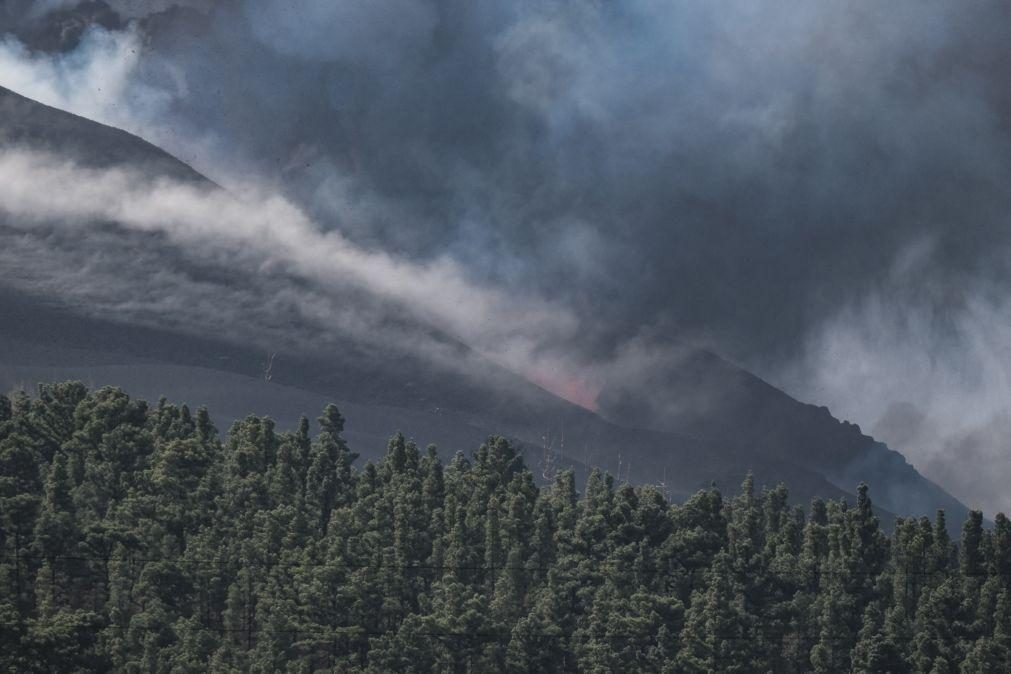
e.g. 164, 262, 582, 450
0, 85, 970, 529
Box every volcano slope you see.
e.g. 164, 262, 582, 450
0, 85, 969, 528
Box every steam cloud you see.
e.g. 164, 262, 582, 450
4, 0, 1011, 512
0, 149, 599, 406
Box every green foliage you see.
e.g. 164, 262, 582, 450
0, 382, 1008, 672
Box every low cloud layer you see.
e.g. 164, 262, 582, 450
0, 150, 600, 402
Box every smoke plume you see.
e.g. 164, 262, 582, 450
4, 0, 1011, 512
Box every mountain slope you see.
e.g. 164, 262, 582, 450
0, 85, 206, 183
599, 348, 969, 522
0, 288, 893, 517
0, 84, 972, 528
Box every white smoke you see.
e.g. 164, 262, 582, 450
785, 241, 1011, 514
0, 26, 147, 129
0, 149, 594, 399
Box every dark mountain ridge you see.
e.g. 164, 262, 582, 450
599, 348, 967, 521
0, 85, 206, 184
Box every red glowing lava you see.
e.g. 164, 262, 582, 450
526, 370, 601, 412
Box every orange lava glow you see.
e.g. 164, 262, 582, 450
526, 369, 601, 412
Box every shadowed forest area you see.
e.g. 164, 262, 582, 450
1, 382, 1010, 672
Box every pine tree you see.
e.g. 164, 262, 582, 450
507, 583, 572, 673
0, 430, 42, 611
960, 511, 985, 580
678, 551, 752, 673
304, 405, 357, 535
991, 513, 1011, 584
912, 579, 962, 673
32, 452, 80, 613
810, 520, 857, 674
851, 602, 909, 673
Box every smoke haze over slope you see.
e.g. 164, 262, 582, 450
3, 1, 1011, 512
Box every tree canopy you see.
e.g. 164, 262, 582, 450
0, 382, 1007, 672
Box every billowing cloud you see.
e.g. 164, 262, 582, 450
5, 1, 1011, 512
0, 25, 143, 126
785, 242, 1011, 513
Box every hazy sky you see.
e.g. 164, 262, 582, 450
3, 0, 1011, 512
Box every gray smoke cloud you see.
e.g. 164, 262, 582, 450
4, 0, 1011, 512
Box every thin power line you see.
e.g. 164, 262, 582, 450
4, 620, 859, 643
2, 554, 996, 577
